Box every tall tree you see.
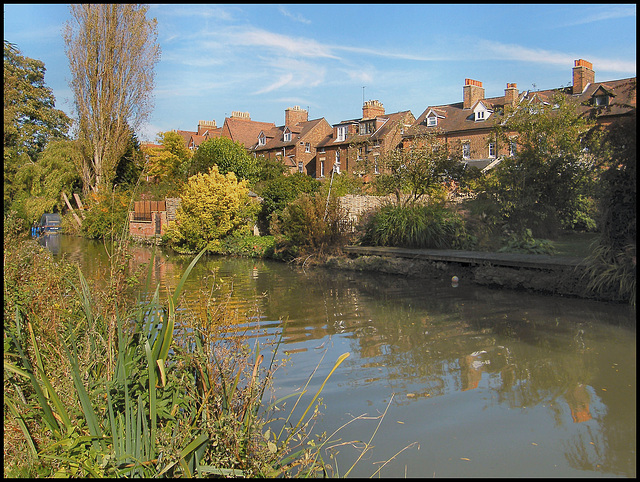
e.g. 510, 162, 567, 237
4, 41, 71, 210
64, 4, 160, 194
486, 91, 599, 237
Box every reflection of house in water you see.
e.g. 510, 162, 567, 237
459, 350, 490, 391
565, 383, 592, 423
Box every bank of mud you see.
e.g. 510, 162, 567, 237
319, 253, 623, 303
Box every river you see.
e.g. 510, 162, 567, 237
43, 234, 636, 477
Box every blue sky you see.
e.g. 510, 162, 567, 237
4, 4, 636, 143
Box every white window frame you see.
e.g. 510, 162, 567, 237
298, 161, 304, 173
336, 126, 347, 142
320, 160, 325, 178
462, 142, 470, 159
509, 140, 517, 157
283, 131, 292, 142
258, 134, 266, 146
488, 142, 496, 158
427, 115, 437, 127
305, 142, 311, 153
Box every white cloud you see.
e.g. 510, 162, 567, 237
558, 5, 636, 27
278, 6, 311, 24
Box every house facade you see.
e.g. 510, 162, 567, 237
251, 106, 333, 176
403, 59, 636, 171
314, 100, 415, 180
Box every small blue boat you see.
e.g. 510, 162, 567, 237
37, 213, 62, 235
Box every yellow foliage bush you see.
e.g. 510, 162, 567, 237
166, 165, 259, 252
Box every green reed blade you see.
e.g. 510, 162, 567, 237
292, 352, 350, 435
5, 397, 38, 457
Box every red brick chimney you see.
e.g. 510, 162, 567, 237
285, 106, 308, 126
572, 59, 594, 94
504, 83, 518, 106
362, 100, 385, 119
463, 79, 485, 109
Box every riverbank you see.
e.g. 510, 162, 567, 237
315, 247, 622, 303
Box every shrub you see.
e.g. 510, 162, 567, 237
80, 190, 131, 240
359, 203, 474, 250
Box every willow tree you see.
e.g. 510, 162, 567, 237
64, 4, 160, 194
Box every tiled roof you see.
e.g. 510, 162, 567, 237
405, 77, 636, 138
253, 118, 326, 151
316, 111, 414, 148
224, 117, 276, 149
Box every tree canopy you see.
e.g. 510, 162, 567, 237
4, 41, 71, 210
64, 4, 160, 194
186, 137, 260, 183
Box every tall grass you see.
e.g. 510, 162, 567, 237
360, 203, 474, 250
4, 240, 359, 477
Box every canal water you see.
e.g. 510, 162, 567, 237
46, 234, 636, 477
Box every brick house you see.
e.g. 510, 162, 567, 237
219, 111, 276, 150
251, 106, 333, 175
403, 59, 636, 171
314, 100, 415, 180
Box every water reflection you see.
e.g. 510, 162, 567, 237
48, 235, 636, 477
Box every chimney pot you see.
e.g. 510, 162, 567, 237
572, 59, 594, 94
463, 79, 485, 109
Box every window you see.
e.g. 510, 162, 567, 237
374, 160, 379, 174
298, 161, 303, 173
320, 160, 325, 178
462, 142, 470, 159
357, 147, 363, 160
335, 150, 340, 163
488, 142, 496, 158
427, 115, 437, 127
258, 134, 266, 146
305, 142, 311, 153
594, 95, 609, 107
475, 110, 485, 121
509, 140, 517, 157
334, 162, 341, 174
319, 147, 325, 153
336, 126, 348, 142
284, 131, 291, 142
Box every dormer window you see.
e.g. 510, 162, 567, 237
427, 115, 437, 127
283, 128, 292, 142
258, 133, 266, 146
594, 94, 609, 107
336, 125, 348, 142
473, 102, 491, 122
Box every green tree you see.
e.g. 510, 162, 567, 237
113, 129, 145, 189
64, 4, 160, 194
11, 140, 84, 227
165, 165, 260, 253
186, 137, 260, 183
4, 41, 71, 211
486, 91, 599, 237
256, 172, 321, 234
372, 130, 459, 206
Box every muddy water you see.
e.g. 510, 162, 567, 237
52, 235, 636, 477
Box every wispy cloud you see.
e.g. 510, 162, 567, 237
278, 6, 311, 24
558, 4, 635, 27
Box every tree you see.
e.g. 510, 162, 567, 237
4, 41, 71, 210
142, 131, 191, 182
165, 166, 260, 253
11, 140, 83, 226
486, 91, 599, 237
372, 130, 459, 206
185, 137, 260, 183
64, 4, 160, 194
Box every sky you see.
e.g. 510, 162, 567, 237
4, 3, 637, 143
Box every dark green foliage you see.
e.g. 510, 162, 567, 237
256, 172, 321, 235
4, 41, 71, 212
360, 203, 474, 250
185, 137, 260, 183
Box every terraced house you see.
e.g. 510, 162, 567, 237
251, 106, 333, 176
314, 100, 415, 180
402, 59, 636, 171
